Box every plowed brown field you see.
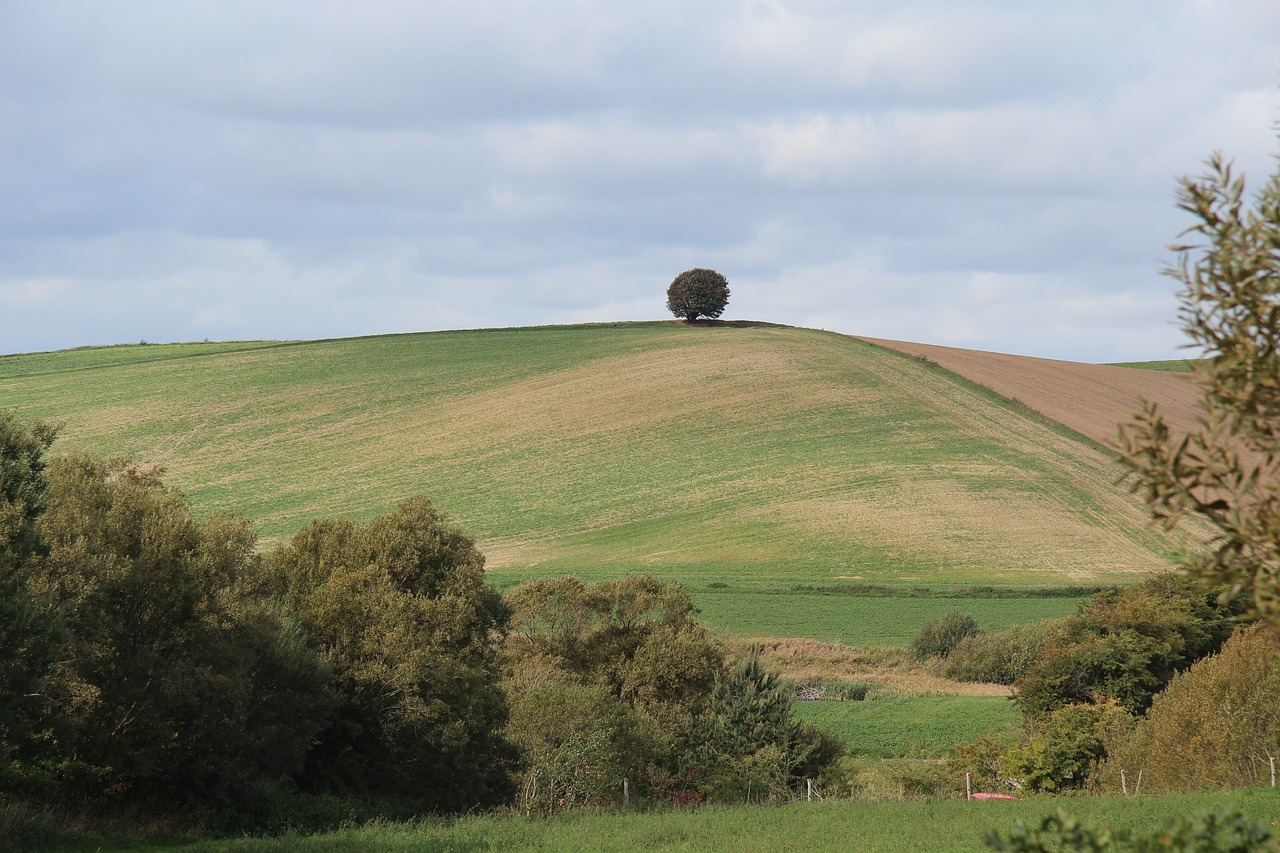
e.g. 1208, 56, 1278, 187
857, 337, 1204, 449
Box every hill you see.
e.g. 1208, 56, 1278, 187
858, 338, 1203, 449
0, 322, 1205, 598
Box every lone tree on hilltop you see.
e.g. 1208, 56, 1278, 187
667, 268, 730, 322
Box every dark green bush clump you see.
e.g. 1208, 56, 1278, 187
910, 612, 979, 660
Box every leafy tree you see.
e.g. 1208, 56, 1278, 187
261, 496, 516, 809
1118, 148, 1280, 622
1014, 575, 1239, 717
0, 412, 62, 787
0, 410, 57, 568
29, 454, 335, 808
506, 575, 723, 727
666, 268, 731, 322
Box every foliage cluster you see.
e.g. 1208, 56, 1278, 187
0, 412, 516, 828
943, 623, 1051, 685
948, 574, 1240, 795
666, 267, 730, 322
1014, 574, 1241, 718
910, 611, 980, 660
1118, 151, 1280, 622
503, 576, 842, 811
1098, 623, 1280, 793
986, 806, 1273, 853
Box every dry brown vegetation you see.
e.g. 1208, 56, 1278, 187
732, 637, 1012, 697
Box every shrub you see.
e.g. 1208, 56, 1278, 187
944, 623, 1050, 685
1001, 703, 1133, 793
1014, 574, 1241, 718
1098, 623, 1280, 793
507, 684, 659, 814
910, 612, 979, 661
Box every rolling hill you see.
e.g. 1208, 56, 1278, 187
0, 321, 1207, 603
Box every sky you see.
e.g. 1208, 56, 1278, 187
2, 1, 1278, 362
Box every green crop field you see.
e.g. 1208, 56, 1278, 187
0, 322, 1205, 640
795, 696, 1022, 757
103, 790, 1280, 852
1105, 358, 1197, 372
687, 587, 1088, 646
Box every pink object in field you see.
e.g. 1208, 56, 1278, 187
971, 793, 1014, 801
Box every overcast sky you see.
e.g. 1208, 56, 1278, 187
2, 1, 1277, 362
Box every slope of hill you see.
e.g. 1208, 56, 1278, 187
0, 322, 1205, 588
857, 338, 1204, 449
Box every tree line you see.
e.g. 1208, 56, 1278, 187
0, 414, 839, 834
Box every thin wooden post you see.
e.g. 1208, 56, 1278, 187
1121, 769, 1128, 796
1135, 769, 1142, 796
1270, 756, 1276, 788
966, 772, 972, 801
806, 778, 813, 801
623, 777, 630, 807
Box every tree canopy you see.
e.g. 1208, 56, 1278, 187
666, 268, 730, 322
1118, 146, 1280, 622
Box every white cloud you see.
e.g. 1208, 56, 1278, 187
1, 0, 1278, 362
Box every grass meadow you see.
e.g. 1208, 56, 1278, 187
91, 790, 1280, 852
686, 586, 1089, 646
794, 696, 1022, 757
0, 323, 1199, 596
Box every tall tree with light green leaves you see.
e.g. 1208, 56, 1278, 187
1119, 144, 1280, 623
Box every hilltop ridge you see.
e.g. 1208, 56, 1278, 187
0, 321, 1206, 587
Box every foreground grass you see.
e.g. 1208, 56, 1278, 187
101, 790, 1280, 853
795, 696, 1022, 757
0, 323, 1199, 595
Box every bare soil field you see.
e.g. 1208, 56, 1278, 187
857, 337, 1204, 449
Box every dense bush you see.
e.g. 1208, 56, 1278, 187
505, 579, 841, 807
910, 611, 979, 661
0, 411, 520, 825
1014, 574, 1240, 718
507, 684, 659, 814
943, 623, 1049, 685
1098, 623, 1280, 793
688, 650, 843, 803
261, 497, 517, 809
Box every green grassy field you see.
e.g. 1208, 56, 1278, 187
92, 790, 1280, 852
0, 322, 1199, 591
795, 696, 1022, 757
1106, 358, 1197, 372
687, 587, 1088, 646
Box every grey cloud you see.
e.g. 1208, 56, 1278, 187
2, 0, 1279, 362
